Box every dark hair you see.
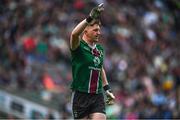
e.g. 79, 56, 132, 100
89, 19, 101, 26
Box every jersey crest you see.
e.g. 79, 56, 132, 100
93, 57, 100, 67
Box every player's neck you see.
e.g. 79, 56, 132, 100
82, 36, 95, 48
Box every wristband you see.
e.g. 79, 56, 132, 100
86, 16, 93, 23
103, 84, 111, 92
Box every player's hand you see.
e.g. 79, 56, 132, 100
89, 3, 104, 19
105, 90, 115, 105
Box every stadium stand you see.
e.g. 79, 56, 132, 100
0, 0, 179, 119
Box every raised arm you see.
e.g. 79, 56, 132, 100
70, 3, 104, 50
70, 20, 88, 50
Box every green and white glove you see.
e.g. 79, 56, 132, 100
90, 3, 104, 19
86, 3, 104, 23
103, 85, 115, 105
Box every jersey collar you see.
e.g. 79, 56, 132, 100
81, 40, 96, 49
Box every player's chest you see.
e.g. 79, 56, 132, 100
80, 45, 103, 67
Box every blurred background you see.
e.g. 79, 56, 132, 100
0, 0, 179, 119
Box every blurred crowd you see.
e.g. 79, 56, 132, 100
0, 0, 179, 119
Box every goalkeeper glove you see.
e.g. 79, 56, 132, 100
86, 3, 104, 23
103, 85, 115, 105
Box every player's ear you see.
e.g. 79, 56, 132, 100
84, 27, 88, 34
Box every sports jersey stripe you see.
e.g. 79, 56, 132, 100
89, 70, 99, 93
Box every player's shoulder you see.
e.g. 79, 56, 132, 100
80, 40, 88, 47
70, 40, 84, 51
96, 43, 104, 51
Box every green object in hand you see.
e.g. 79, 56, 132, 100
89, 3, 104, 19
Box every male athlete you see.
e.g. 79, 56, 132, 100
70, 3, 115, 119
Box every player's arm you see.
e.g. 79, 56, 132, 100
70, 19, 88, 50
70, 3, 104, 50
101, 67, 115, 105
101, 67, 109, 86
